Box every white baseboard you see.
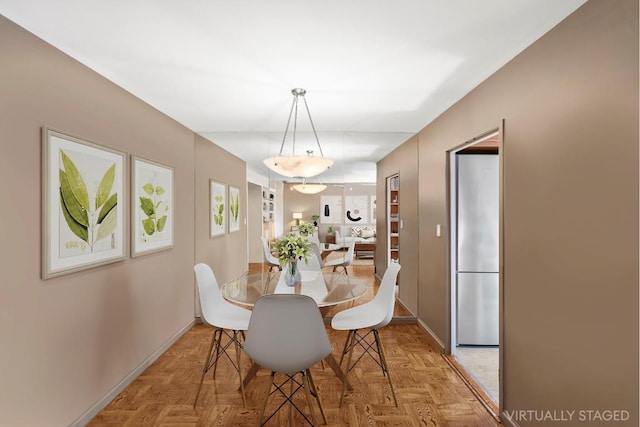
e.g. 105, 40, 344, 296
70, 319, 196, 427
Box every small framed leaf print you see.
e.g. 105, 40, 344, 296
228, 185, 240, 233
42, 127, 127, 279
210, 180, 226, 237
131, 156, 174, 256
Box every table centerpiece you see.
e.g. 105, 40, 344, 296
273, 232, 311, 286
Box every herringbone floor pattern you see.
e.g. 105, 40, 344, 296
88, 265, 500, 426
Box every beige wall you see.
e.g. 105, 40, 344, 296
376, 137, 419, 315
0, 16, 246, 426
380, 0, 638, 424
194, 135, 247, 285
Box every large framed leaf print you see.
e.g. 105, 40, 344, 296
131, 156, 174, 256
210, 180, 226, 237
228, 185, 240, 233
42, 127, 127, 278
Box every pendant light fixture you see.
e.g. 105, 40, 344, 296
292, 178, 327, 194
263, 88, 334, 178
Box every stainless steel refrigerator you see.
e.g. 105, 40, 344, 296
456, 154, 499, 346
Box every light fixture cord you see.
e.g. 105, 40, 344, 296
277, 90, 324, 157
301, 96, 324, 157
278, 94, 297, 155
292, 93, 299, 154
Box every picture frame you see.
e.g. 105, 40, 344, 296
228, 185, 240, 233
42, 127, 127, 279
320, 195, 342, 224
345, 195, 368, 224
370, 196, 377, 223
131, 156, 174, 256
210, 180, 226, 237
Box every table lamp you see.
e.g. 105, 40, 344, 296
292, 212, 302, 226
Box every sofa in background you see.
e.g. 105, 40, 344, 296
333, 225, 376, 258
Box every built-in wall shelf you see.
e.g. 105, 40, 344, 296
262, 187, 275, 223
387, 174, 400, 268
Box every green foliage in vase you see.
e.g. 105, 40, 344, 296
273, 232, 311, 265
230, 192, 239, 223
298, 222, 316, 236
213, 195, 224, 226
139, 181, 169, 237
59, 150, 117, 251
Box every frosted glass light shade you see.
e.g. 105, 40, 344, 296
292, 183, 327, 194
263, 155, 334, 178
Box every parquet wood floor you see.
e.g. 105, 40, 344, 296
88, 265, 501, 426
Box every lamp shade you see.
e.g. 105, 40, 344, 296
292, 183, 327, 194
292, 212, 303, 220
263, 155, 333, 179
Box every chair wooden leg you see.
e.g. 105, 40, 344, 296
338, 330, 354, 367
307, 369, 327, 424
373, 329, 397, 406
196, 328, 247, 409
193, 330, 217, 408
212, 328, 223, 378
233, 330, 246, 407
302, 370, 319, 426
258, 372, 275, 426
339, 330, 357, 407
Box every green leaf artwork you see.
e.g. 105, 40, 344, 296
59, 150, 117, 252
213, 195, 225, 226
139, 180, 170, 239
230, 192, 239, 223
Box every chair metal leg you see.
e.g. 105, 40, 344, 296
258, 370, 325, 426
373, 329, 398, 406
338, 328, 398, 407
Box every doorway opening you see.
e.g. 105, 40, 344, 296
447, 128, 501, 411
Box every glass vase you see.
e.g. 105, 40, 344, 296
284, 260, 301, 287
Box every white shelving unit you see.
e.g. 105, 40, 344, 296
262, 187, 275, 240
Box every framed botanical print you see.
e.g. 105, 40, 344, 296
228, 185, 240, 233
42, 127, 127, 279
210, 180, 226, 237
131, 156, 174, 256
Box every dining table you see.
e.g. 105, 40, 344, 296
220, 269, 369, 390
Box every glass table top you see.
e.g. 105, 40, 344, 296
221, 270, 367, 308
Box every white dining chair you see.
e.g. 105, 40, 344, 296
308, 233, 320, 248
297, 253, 322, 272
309, 243, 325, 269
193, 263, 252, 408
243, 294, 333, 426
261, 236, 282, 271
330, 262, 401, 407
323, 240, 355, 274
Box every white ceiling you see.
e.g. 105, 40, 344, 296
1, 0, 586, 183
